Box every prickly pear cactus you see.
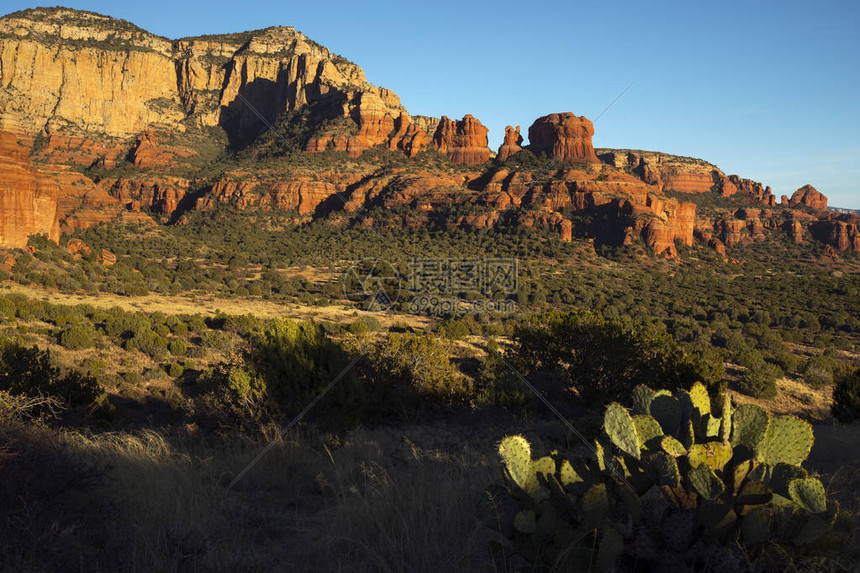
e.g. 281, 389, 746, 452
632, 415, 663, 450
481, 383, 849, 572
731, 403, 770, 451
756, 415, 814, 466
788, 477, 827, 514
605, 402, 641, 460
498, 435, 536, 493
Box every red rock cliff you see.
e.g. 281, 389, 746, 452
432, 115, 490, 165
528, 113, 599, 163
789, 184, 827, 210
0, 127, 60, 247
497, 125, 523, 161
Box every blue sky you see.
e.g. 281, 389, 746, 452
5, 0, 859, 207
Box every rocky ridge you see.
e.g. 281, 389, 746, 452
0, 7, 852, 256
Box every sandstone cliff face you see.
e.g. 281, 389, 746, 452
596, 149, 718, 193
528, 113, 599, 163
0, 128, 60, 246
497, 126, 523, 161
432, 115, 490, 165
789, 184, 827, 210
726, 175, 775, 206
812, 215, 860, 252
0, 8, 407, 160
305, 93, 430, 157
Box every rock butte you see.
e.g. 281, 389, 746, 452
0, 7, 850, 255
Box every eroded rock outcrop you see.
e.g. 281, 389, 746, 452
0, 124, 60, 247
432, 115, 490, 165
596, 149, 717, 193
497, 126, 523, 161
0, 8, 411, 164
726, 175, 775, 206
812, 215, 860, 252
528, 113, 599, 163
788, 184, 827, 210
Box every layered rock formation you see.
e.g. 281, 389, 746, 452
812, 215, 860, 252
0, 7, 409, 164
0, 7, 852, 258
433, 115, 490, 165
597, 149, 719, 194
0, 119, 60, 247
528, 113, 599, 163
787, 184, 827, 210
497, 126, 523, 161
725, 175, 776, 205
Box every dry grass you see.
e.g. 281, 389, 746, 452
728, 377, 834, 421
0, 416, 506, 572
2, 407, 859, 572
1, 282, 432, 329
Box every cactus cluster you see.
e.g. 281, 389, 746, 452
478, 383, 850, 571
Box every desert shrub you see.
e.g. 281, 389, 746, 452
736, 349, 780, 398
181, 313, 208, 332
476, 338, 531, 413
103, 310, 150, 340
774, 352, 802, 374
0, 338, 103, 408
511, 310, 723, 408
222, 313, 263, 336
0, 296, 16, 319
364, 332, 467, 414
168, 339, 187, 356
165, 315, 188, 336
803, 355, 837, 389
58, 324, 98, 350
249, 320, 366, 426
200, 330, 235, 351
127, 329, 168, 358
163, 363, 184, 378
122, 371, 143, 385
832, 367, 860, 423
437, 317, 471, 340
347, 315, 382, 334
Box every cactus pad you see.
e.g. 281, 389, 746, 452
581, 483, 610, 514
632, 415, 663, 450
499, 435, 536, 493
689, 464, 725, 501
731, 404, 770, 451
769, 463, 808, 498
651, 393, 683, 436
735, 480, 773, 509
660, 435, 687, 458
687, 442, 733, 471
597, 527, 624, 572
605, 402, 641, 460
789, 477, 827, 514
688, 382, 711, 418
756, 415, 814, 467
705, 415, 722, 439
650, 452, 681, 488
631, 384, 656, 415
720, 393, 732, 443
741, 506, 772, 546
514, 510, 537, 533
559, 460, 582, 488
594, 439, 607, 472
681, 418, 695, 450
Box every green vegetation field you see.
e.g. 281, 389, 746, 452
1, 210, 859, 571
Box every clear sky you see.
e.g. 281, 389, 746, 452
4, 0, 860, 208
